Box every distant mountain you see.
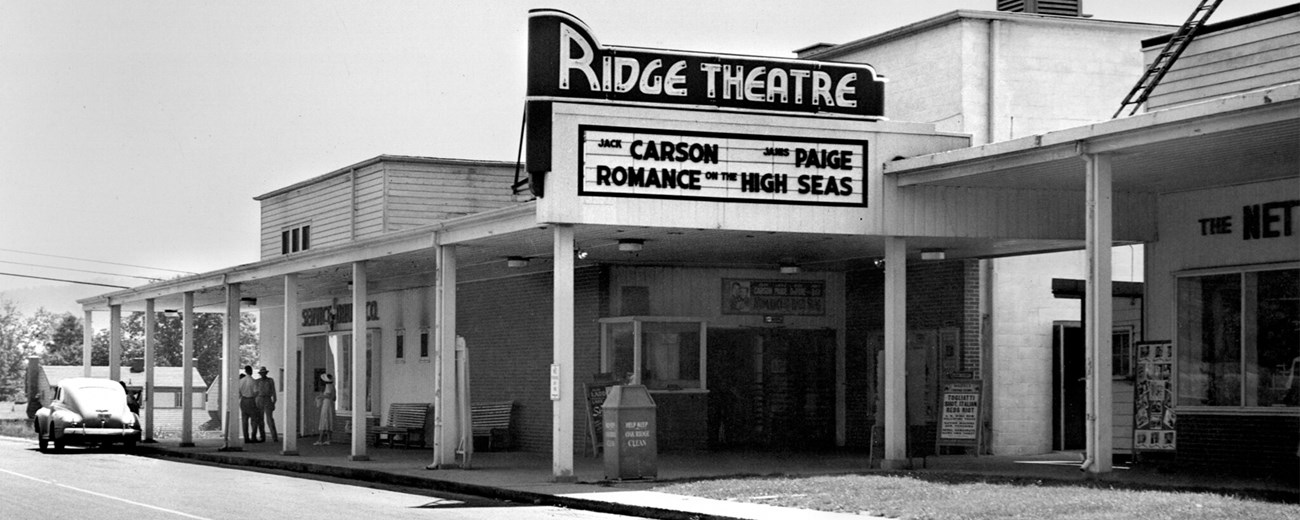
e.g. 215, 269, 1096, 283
0, 284, 111, 316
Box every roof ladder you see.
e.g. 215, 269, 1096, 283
1113, 0, 1224, 118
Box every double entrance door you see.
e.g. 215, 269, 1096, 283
707, 328, 836, 450
298, 331, 377, 437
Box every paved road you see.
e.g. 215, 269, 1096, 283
0, 437, 637, 520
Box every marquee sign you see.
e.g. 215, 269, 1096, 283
527, 9, 886, 118
580, 125, 867, 206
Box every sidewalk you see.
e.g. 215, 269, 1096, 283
130, 437, 1297, 520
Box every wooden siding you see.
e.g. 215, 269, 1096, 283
896, 186, 1156, 241
259, 159, 519, 259
259, 164, 387, 259
1146, 12, 1300, 111
385, 163, 517, 231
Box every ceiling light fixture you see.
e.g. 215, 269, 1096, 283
779, 263, 802, 275
507, 256, 530, 268
921, 249, 946, 261
618, 239, 644, 252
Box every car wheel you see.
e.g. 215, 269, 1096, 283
37, 425, 48, 452
123, 438, 137, 451
53, 434, 65, 452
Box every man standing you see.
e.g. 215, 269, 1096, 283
238, 365, 261, 442
255, 366, 279, 443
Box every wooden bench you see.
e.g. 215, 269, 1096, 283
368, 402, 431, 449
471, 401, 514, 451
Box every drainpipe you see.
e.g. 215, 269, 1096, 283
986, 19, 1001, 145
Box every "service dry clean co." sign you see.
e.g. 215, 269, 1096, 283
580, 126, 867, 207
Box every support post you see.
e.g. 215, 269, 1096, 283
180, 292, 195, 447
221, 283, 243, 451
1084, 153, 1114, 475
82, 310, 93, 377
882, 236, 909, 469
350, 261, 369, 461
552, 225, 575, 482
144, 298, 156, 443
109, 304, 122, 381
430, 244, 460, 469
282, 275, 299, 456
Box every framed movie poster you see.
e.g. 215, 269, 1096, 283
1134, 340, 1176, 451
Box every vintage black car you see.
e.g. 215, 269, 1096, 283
34, 377, 142, 452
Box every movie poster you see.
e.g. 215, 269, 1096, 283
1134, 341, 1176, 451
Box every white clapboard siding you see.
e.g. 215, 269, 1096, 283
385, 162, 518, 231
1145, 11, 1300, 111
260, 172, 356, 258
259, 157, 520, 258
895, 186, 1156, 242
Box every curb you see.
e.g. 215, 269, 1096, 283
135, 446, 748, 520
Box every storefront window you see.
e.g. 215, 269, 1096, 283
601, 317, 706, 391
1178, 267, 1299, 407
330, 331, 378, 414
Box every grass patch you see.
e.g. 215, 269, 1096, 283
0, 419, 36, 439
656, 473, 1300, 520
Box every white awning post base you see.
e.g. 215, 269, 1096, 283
429, 243, 461, 469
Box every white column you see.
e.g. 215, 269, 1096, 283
430, 244, 460, 469
180, 292, 195, 448
882, 237, 909, 469
109, 304, 122, 381
82, 310, 93, 377
221, 283, 243, 451
1085, 153, 1114, 474
350, 262, 369, 461
552, 225, 575, 482
144, 298, 156, 443
282, 275, 300, 456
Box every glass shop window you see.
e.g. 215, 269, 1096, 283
330, 331, 379, 414
600, 316, 706, 391
1178, 267, 1299, 408
1113, 327, 1135, 379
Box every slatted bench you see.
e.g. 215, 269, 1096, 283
471, 401, 514, 451
368, 402, 431, 449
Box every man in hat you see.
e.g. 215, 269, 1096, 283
254, 366, 278, 443
239, 365, 260, 442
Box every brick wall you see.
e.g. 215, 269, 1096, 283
844, 260, 972, 449
1178, 413, 1300, 475
457, 266, 606, 453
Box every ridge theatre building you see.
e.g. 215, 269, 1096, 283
79, 5, 1298, 481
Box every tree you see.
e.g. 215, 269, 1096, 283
0, 300, 48, 400
90, 311, 259, 385
42, 313, 86, 366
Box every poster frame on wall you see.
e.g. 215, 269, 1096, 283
1133, 340, 1176, 454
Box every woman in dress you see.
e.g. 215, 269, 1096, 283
314, 373, 335, 446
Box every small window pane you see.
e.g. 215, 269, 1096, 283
641, 322, 701, 390
395, 332, 405, 359
282, 230, 291, 255
291, 228, 301, 253
420, 331, 430, 358
301, 225, 310, 250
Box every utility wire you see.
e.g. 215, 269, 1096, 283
0, 271, 131, 289
0, 259, 162, 282
0, 247, 196, 275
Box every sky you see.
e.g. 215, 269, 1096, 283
1, 0, 1294, 313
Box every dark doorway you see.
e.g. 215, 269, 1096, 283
708, 328, 836, 450
1053, 322, 1086, 450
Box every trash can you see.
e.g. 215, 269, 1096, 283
602, 384, 657, 480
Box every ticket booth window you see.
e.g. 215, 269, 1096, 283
1177, 267, 1299, 407
600, 316, 707, 391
